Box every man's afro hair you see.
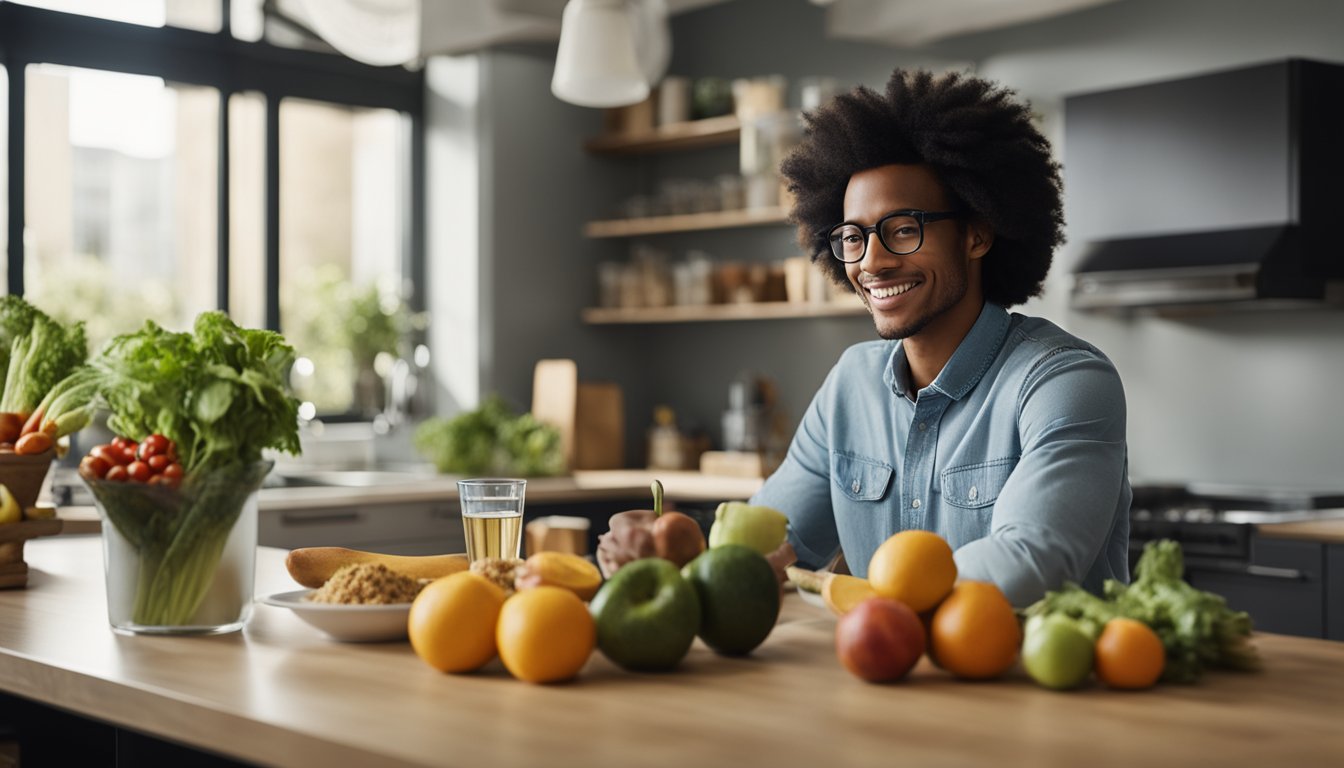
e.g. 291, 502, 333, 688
779, 69, 1064, 307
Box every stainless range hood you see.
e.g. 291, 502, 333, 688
1065, 59, 1344, 312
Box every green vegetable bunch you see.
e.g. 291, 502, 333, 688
414, 395, 564, 476
87, 311, 301, 626
0, 295, 89, 417
1024, 540, 1260, 683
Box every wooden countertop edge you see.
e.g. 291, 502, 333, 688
0, 651, 412, 768
1255, 518, 1344, 544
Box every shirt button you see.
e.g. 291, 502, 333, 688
918, 422, 927, 432
851, 480, 861, 494
912, 499, 922, 509
969, 486, 978, 501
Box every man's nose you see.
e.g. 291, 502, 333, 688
859, 230, 898, 272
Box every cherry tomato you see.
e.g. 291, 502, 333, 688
80, 455, 112, 479
162, 463, 184, 480
110, 436, 131, 450
121, 446, 138, 464
126, 461, 153, 483
147, 454, 170, 472
105, 465, 129, 482
92, 445, 128, 466
138, 434, 170, 461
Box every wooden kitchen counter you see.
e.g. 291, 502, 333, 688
257, 469, 764, 511
1256, 517, 1344, 544
1, 539, 1341, 767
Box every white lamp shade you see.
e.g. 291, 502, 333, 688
551, 0, 650, 108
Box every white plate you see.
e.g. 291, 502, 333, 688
797, 588, 827, 610
260, 590, 412, 642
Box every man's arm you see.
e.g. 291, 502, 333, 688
953, 350, 1127, 607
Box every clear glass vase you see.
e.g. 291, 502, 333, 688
86, 461, 273, 635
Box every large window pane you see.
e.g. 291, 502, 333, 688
23, 65, 218, 347
9, 0, 222, 33
280, 98, 407, 417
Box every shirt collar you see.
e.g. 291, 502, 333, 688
886, 302, 1011, 402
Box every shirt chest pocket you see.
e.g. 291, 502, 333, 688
831, 451, 894, 501
940, 457, 1016, 510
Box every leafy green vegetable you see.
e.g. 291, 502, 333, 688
1024, 540, 1260, 683
0, 302, 88, 416
0, 295, 39, 378
88, 311, 301, 626
414, 395, 564, 476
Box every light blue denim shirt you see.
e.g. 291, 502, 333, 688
752, 302, 1131, 607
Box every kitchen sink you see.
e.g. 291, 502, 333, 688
266, 470, 440, 489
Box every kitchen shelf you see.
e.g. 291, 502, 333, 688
584, 115, 741, 155
581, 300, 868, 325
584, 207, 790, 238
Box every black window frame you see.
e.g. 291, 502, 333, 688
0, 1, 427, 419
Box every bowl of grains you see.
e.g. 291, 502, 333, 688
261, 562, 427, 642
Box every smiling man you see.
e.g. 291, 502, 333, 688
754, 69, 1132, 607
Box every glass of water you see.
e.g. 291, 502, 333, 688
457, 479, 526, 564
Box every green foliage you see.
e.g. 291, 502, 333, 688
414, 395, 564, 476
93, 311, 301, 474
0, 297, 89, 416
1024, 540, 1260, 683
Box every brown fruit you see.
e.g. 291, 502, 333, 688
652, 511, 706, 567
596, 509, 657, 578
835, 597, 926, 683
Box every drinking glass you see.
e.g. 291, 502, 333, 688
457, 479, 526, 564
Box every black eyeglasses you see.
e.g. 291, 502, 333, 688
825, 210, 960, 263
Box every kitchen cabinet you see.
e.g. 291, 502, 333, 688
1187, 536, 1329, 640
1328, 544, 1344, 641
258, 501, 464, 556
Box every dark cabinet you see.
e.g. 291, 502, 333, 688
1186, 537, 1326, 639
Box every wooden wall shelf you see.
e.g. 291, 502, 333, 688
581, 301, 868, 325
584, 207, 790, 238
584, 115, 741, 155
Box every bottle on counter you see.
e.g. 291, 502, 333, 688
647, 405, 686, 471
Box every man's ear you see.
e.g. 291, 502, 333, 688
966, 219, 994, 261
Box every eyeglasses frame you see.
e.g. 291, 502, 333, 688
824, 209, 961, 263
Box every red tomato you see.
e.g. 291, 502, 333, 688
137, 434, 170, 460
105, 465, 129, 482
110, 436, 132, 450
92, 445, 128, 466
162, 463, 184, 480
121, 446, 138, 464
147, 454, 170, 472
126, 461, 153, 483
80, 455, 112, 479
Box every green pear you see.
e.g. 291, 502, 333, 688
707, 501, 788, 555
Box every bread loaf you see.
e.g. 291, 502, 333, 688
285, 547, 469, 588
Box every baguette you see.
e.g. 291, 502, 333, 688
785, 565, 833, 594
285, 547, 470, 588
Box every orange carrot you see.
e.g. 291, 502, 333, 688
19, 407, 42, 436
0, 412, 21, 444
15, 431, 53, 455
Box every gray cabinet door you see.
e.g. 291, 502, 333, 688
1186, 538, 1325, 639
1328, 544, 1344, 642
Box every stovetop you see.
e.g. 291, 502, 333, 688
1130, 484, 1344, 525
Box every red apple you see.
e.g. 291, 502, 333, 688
835, 597, 926, 683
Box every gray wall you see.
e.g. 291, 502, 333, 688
454, 0, 1344, 487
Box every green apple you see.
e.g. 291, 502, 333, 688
1022, 614, 1096, 690
589, 558, 701, 672
706, 501, 788, 555
681, 544, 780, 656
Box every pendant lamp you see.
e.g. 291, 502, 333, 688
551, 0, 650, 108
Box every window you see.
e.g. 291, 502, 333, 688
1, 65, 7, 295
22, 65, 219, 347
0, 1, 425, 420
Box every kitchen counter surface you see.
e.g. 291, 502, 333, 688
2, 537, 1341, 767
1256, 517, 1344, 544
257, 469, 764, 511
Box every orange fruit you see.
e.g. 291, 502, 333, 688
866, 530, 957, 613
496, 586, 596, 684
929, 581, 1020, 679
822, 574, 879, 616
515, 552, 603, 601
1095, 618, 1166, 690
408, 572, 506, 673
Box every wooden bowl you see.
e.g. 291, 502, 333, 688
0, 449, 56, 510
0, 518, 63, 588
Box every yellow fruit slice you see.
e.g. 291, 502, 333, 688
822, 574, 878, 616
515, 552, 603, 601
